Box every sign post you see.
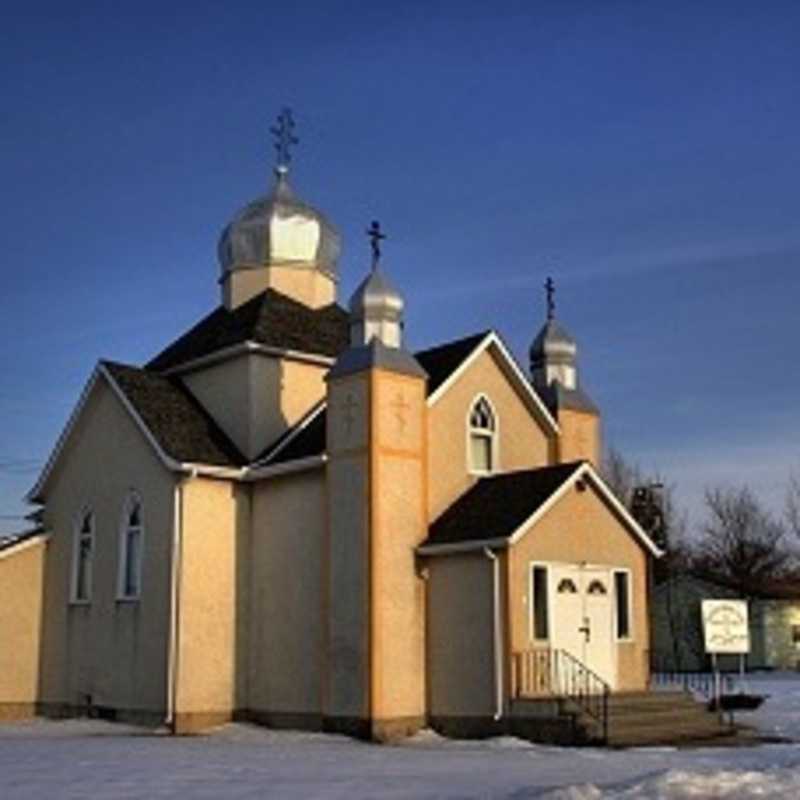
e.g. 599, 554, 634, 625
701, 600, 750, 724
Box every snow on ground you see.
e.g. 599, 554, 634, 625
2, 674, 800, 799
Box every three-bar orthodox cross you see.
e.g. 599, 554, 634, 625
367, 220, 386, 271
270, 108, 299, 173
545, 276, 556, 321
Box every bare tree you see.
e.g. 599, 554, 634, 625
786, 472, 800, 540
695, 485, 791, 596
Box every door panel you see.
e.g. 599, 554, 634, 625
548, 564, 617, 691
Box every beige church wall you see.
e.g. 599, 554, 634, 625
557, 409, 601, 467
183, 353, 326, 462
174, 476, 243, 731
37, 379, 175, 722
508, 481, 650, 692
325, 374, 370, 725
223, 265, 336, 310
250, 355, 327, 456
427, 552, 496, 719
370, 371, 427, 735
0, 536, 47, 719
326, 454, 369, 720
263, 265, 336, 310
183, 355, 252, 457
248, 470, 325, 723
427, 348, 553, 523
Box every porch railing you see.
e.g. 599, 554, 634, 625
511, 648, 610, 743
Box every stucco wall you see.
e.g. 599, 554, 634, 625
183, 353, 326, 461
509, 480, 651, 692
249, 470, 325, 718
326, 374, 370, 720
0, 537, 47, 713
175, 477, 245, 720
38, 378, 175, 716
223, 266, 335, 310
427, 348, 552, 522
371, 371, 427, 725
557, 409, 601, 467
427, 552, 496, 717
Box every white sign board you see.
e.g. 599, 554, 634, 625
702, 599, 750, 654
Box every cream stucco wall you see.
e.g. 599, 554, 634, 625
0, 537, 47, 715
222, 266, 336, 310
427, 348, 554, 522
508, 480, 651, 692
174, 477, 246, 723
326, 374, 370, 721
183, 353, 327, 461
427, 552, 496, 718
557, 409, 601, 466
248, 470, 325, 718
370, 371, 427, 726
38, 378, 175, 717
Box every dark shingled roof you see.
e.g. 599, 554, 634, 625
103, 361, 245, 467
0, 529, 44, 553
257, 331, 491, 467
423, 462, 584, 548
415, 331, 490, 395
147, 289, 350, 372
255, 403, 327, 466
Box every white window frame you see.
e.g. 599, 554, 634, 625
70, 506, 94, 605
466, 393, 499, 476
528, 562, 552, 643
613, 568, 634, 641
117, 491, 144, 601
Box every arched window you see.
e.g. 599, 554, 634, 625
118, 493, 144, 600
72, 508, 94, 603
468, 396, 497, 474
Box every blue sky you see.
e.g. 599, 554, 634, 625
1, 0, 799, 533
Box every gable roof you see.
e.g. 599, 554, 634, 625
102, 362, 245, 467
255, 330, 497, 468
147, 289, 350, 372
426, 330, 559, 434
28, 362, 246, 503
0, 529, 49, 560
415, 331, 491, 394
419, 460, 663, 557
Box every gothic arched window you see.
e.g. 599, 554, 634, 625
118, 493, 144, 600
71, 507, 94, 603
468, 396, 497, 474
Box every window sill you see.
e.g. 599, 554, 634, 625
68, 599, 91, 607
115, 595, 141, 604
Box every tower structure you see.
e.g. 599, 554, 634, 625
530, 278, 601, 465
217, 109, 341, 310
324, 223, 428, 741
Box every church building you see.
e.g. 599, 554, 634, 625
0, 111, 662, 743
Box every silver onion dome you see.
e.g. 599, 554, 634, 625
530, 319, 577, 368
217, 170, 341, 277
348, 267, 404, 348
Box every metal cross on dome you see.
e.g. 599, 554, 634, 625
545, 276, 556, 321
270, 108, 299, 173
367, 220, 386, 271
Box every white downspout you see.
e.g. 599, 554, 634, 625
484, 547, 504, 721
166, 470, 193, 729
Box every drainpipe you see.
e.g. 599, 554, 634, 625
484, 547, 504, 721
166, 469, 193, 730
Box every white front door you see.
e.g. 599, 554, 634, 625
550, 564, 616, 690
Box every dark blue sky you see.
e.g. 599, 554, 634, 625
2, 1, 799, 532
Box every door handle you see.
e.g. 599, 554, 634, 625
578, 618, 591, 643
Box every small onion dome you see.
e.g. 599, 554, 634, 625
348, 267, 404, 348
530, 319, 577, 369
217, 170, 341, 278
